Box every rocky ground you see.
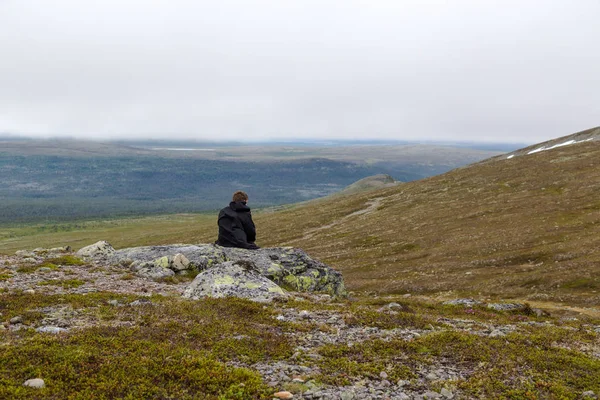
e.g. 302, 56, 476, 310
1, 249, 600, 399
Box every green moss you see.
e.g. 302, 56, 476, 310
0, 272, 13, 281
38, 279, 86, 288
46, 255, 85, 266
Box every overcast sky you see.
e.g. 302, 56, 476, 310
0, 0, 598, 143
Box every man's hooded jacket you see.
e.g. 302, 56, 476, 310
216, 201, 258, 249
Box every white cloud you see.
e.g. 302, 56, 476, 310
1, 0, 599, 142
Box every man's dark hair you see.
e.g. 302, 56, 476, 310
232, 191, 248, 202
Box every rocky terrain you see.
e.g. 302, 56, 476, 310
2, 245, 600, 399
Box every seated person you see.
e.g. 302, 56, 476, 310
215, 191, 260, 249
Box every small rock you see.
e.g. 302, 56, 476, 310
0, 325, 6, 331
440, 388, 454, 399
107, 300, 119, 306
379, 371, 388, 379
397, 380, 408, 387
489, 329, 506, 338
171, 253, 191, 271
292, 378, 305, 383
23, 289, 35, 295
426, 372, 439, 380
582, 391, 597, 399
423, 391, 442, 399
299, 310, 311, 319
273, 391, 294, 399
403, 293, 411, 298
10, 316, 23, 324
23, 378, 45, 388
276, 315, 286, 321
38, 267, 53, 272
36, 326, 67, 334
129, 299, 152, 306
340, 391, 356, 400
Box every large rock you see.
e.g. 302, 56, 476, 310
79, 241, 346, 296
183, 261, 287, 303
76, 241, 115, 260
219, 247, 346, 296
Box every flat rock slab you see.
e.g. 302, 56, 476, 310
183, 261, 287, 303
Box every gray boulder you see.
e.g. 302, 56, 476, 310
79, 241, 345, 296
76, 241, 115, 260
183, 261, 287, 302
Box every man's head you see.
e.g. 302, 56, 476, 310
232, 191, 248, 203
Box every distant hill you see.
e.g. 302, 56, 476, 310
337, 174, 401, 195
252, 126, 600, 306
0, 138, 500, 223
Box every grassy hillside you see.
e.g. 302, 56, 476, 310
253, 132, 600, 306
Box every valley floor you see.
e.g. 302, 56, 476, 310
1, 253, 600, 399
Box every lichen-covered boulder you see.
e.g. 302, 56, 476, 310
220, 247, 346, 296
79, 241, 346, 296
76, 241, 115, 260
182, 261, 287, 303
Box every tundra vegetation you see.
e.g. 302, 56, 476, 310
1, 129, 600, 398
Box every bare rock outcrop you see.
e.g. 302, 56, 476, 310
76, 241, 346, 300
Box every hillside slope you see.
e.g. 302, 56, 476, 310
254, 127, 600, 305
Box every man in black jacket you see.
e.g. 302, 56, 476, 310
215, 191, 260, 249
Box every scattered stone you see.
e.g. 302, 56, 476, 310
107, 300, 119, 306
299, 310, 311, 319
36, 326, 67, 334
380, 371, 388, 379
440, 388, 454, 399
292, 378, 305, 383
129, 299, 152, 306
340, 391, 356, 400
582, 391, 597, 399
443, 298, 481, 307
23, 378, 45, 388
489, 329, 506, 338
487, 303, 524, 311
426, 372, 439, 380
273, 391, 294, 399
276, 315, 286, 321
16, 250, 35, 258
423, 390, 442, 399
38, 267, 53, 272
23, 289, 35, 295
10, 316, 23, 324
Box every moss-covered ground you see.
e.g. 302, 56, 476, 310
2, 290, 600, 399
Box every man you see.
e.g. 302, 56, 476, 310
215, 191, 260, 249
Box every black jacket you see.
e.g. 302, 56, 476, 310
216, 201, 258, 249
